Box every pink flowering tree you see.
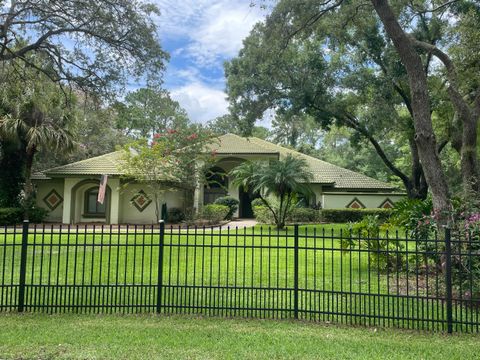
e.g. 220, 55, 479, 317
121, 127, 216, 222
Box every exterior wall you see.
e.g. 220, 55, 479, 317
34, 179, 65, 222
321, 192, 405, 209
119, 183, 186, 224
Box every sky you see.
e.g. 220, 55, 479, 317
153, 0, 268, 124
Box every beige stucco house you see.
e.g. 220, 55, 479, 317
32, 134, 405, 224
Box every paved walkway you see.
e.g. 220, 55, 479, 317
211, 218, 257, 230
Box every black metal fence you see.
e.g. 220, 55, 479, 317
1, 221, 479, 333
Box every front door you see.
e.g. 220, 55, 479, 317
239, 186, 254, 218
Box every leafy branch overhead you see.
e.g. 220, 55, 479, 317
0, 0, 167, 95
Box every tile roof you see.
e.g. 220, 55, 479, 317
37, 133, 396, 190
44, 151, 125, 176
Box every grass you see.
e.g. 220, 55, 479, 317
0, 223, 477, 332
0, 313, 479, 359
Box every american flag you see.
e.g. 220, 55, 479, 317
97, 175, 108, 204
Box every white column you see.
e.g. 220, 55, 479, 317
109, 178, 120, 224
62, 178, 78, 224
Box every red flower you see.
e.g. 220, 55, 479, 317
167, 129, 177, 134
153, 133, 162, 139
187, 133, 198, 140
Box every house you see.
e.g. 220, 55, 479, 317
32, 133, 405, 224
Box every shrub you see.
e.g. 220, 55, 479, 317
29, 207, 49, 223
0, 208, 23, 225
341, 215, 404, 271
214, 196, 239, 220
251, 198, 264, 208
0, 207, 48, 225
167, 208, 185, 223
201, 204, 229, 224
289, 207, 321, 223
253, 205, 275, 224
321, 208, 392, 223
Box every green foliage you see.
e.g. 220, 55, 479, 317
321, 209, 392, 223
230, 155, 313, 229
289, 207, 322, 223
0, 208, 23, 225
201, 204, 229, 225
114, 88, 189, 139
341, 215, 404, 272
214, 196, 239, 220
167, 208, 185, 224
253, 206, 274, 224
0, 207, 48, 225
388, 197, 434, 239
251, 198, 264, 208
0, 1, 167, 95
121, 127, 214, 222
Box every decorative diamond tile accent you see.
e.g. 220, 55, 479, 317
131, 190, 152, 212
43, 189, 63, 210
346, 198, 365, 209
380, 198, 394, 209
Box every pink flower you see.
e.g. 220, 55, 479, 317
167, 129, 177, 134
153, 133, 162, 139
187, 133, 198, 140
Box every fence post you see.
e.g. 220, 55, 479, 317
294, 224, 299, 320
156, 220, 165, 314
444, 227, 453, 334
18, 220, 29, 312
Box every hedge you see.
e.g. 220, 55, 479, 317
0, 207, 49, 225
214, 196, 239, 220
320, 208, 392, 223
201, 204, 229, 224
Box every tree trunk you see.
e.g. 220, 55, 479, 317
460, 112, 479, 193
0, 140, 26, 207
371, 0, 451, 217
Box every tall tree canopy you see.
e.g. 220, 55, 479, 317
0, 0, 167, 95
227, 0, 480, 215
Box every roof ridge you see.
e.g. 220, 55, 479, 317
44, 150, 123, 174
247, 137, 393, 187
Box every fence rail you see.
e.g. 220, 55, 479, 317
1, 221, 479, 333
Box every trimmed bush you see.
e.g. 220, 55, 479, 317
29, 207, 49, 223
167, 208, 185, 223
321, 208, 392, 223
0, 207, 48, 225
289, 207, 321, 223
214, 196, 239, 220
0, 207, 23, 225
201, 204, 229, 224
253, 205, 274, 224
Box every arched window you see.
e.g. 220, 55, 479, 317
84, 187, 106, 217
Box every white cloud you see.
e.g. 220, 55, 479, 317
170, 82, 229, 123
155, 0, 265, 68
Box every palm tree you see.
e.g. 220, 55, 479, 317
0, 68, 75, 218
230, 155, 313, 229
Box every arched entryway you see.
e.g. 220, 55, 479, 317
203, 166, 228, 205
70, 179, 112, 223
238, 185, 255, 218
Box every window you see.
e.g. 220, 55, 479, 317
84, 187, 106, 217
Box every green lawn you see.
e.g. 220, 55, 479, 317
0, 224, 477, 332
0, 313, 479, 359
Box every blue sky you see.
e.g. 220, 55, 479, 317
153, 1, 268, 123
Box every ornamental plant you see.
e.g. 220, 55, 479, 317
121, 127, 217, 222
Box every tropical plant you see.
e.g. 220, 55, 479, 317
0, 59, 75, 218
121, 127, 215, 222
230, 155, 313, 229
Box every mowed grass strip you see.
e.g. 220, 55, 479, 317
0, 313, 479, 360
